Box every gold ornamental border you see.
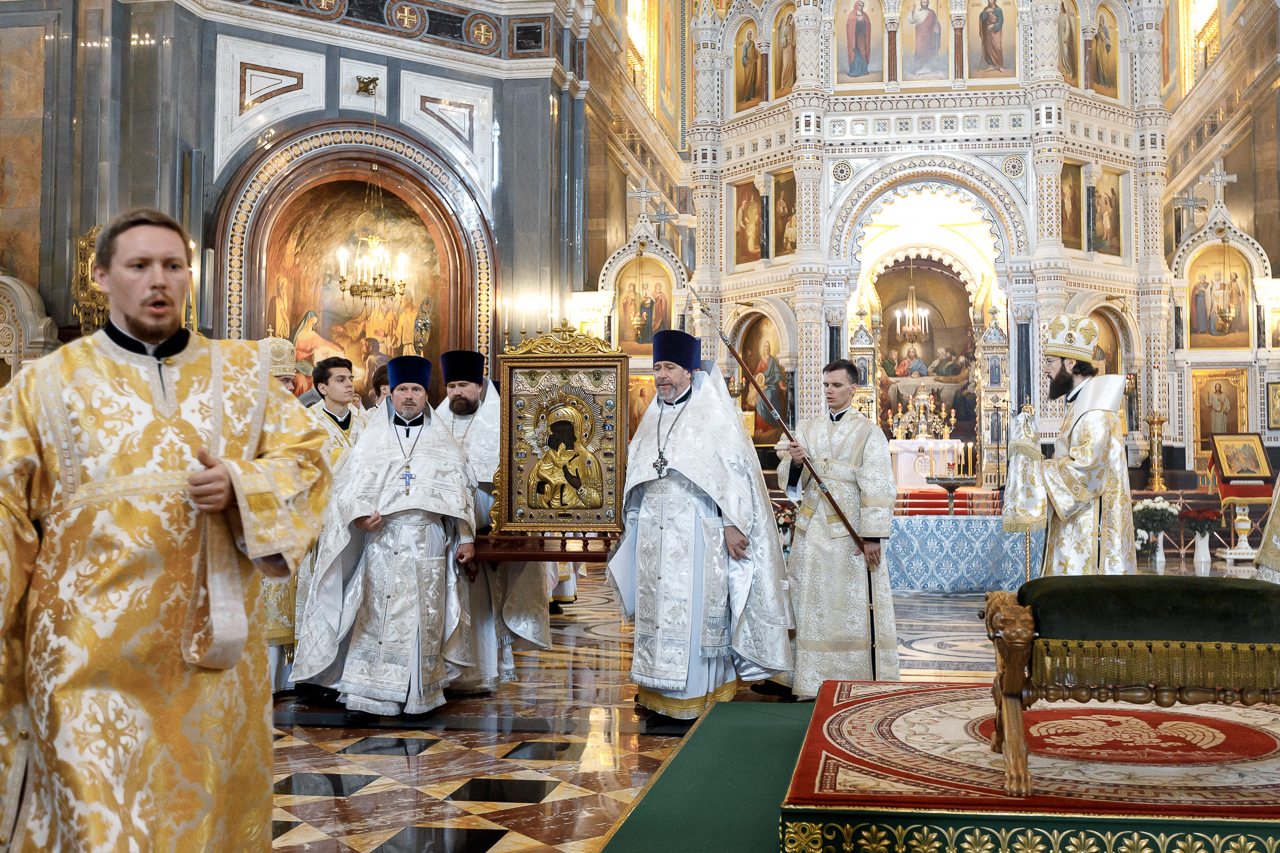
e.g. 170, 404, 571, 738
218, 125, 492, 356
493, 323, 628, 535
781, 821, 1280, 853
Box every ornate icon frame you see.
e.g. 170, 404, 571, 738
493, 324, 628, 534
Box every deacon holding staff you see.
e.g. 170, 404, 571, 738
436, 350, 551, 693
1003, 313, 1136, 575
293, 355, 479, 715
608, 330, 792, 721
774, 359, 899, 695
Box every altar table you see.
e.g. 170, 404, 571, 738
884, 515, 1044, 592
888, 439, 967, 488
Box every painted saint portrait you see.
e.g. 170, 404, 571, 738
1188, 245, 1252, 350
627, 374, 656, 440
739, 314, 788, 445
1091, 4, 1119, 99
614, 257, 674, 357
968, 0, 1016, 78
1092, 169, 1123, 256
1088, 310, 1120, 376
835, 0, 884, 84
1192, 370, 1246, 451
263, 179, 449, 401
1061, 163, 1084, 250
735, 23, 767, 112
902, 0, 948, 81
773, 6, 797, 98
733, 180, 763, 266
1058, 0, 1080, 87
773, 170, 797, 257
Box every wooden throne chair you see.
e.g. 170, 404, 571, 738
984, 576, 1280, 796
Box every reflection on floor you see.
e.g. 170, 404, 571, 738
271, 571, 996, 852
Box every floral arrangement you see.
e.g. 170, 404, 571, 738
1132, 497, 1178, 534
773, 502, 797, 530
1179, 507, 1219, 537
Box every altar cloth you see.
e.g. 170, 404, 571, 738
885, 515, 1043, 591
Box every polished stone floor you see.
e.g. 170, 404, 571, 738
270, 570, 996, 852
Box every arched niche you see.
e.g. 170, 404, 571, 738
0, 274, 58, 386
212, 120, 497, 398
597, 215, 689, 365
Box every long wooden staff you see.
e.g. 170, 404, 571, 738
687, 287, 878, 678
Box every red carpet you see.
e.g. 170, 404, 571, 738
784, 681, 1280, 819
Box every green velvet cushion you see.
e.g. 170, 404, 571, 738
1017, 576, 1280, 644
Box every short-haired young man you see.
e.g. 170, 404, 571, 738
771, 359, 900, 697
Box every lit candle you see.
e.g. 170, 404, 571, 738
503, 297, 511, 336
896, 310, 901, 335
337, 247, 348, 278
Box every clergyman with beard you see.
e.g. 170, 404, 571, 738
1002, 313, 1136, 575
435, 350, 551, 693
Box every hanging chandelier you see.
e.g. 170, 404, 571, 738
335, 78, 407, 302
895, 258, 930, 343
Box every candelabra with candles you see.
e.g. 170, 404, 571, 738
1145, 410, 1167, 492
337, 238, 408, 301
926, 439, 978, 515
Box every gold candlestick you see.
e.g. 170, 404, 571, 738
1145, 410, 1168, 492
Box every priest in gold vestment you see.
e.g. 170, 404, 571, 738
775, 360, 898, 696
1003, 313, 1136, 575
0, 210, 329, 851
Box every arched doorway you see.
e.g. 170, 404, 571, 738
213, 120, 496, 402
874, 259, 978, 439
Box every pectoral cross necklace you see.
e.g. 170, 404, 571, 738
394, 414, 425, 495
653, 396, 689, 479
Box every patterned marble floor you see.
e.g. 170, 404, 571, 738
270, 570, 996, 852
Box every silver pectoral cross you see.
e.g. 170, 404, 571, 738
401, 465, 415, 495
653, 452, 669, 479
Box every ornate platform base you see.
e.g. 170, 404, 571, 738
781, 682, 1280, 852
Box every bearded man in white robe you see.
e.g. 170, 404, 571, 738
293, 355, 479, 714
772, 359, 898, 697
436, 350, 551, 693
608, 330, 793, 721
1003, 314, 1136, 575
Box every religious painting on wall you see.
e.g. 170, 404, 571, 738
733, 180, 764, 266
1091, 4, 1119, 99
1187, 244, 1252, 349
1057, 0, 1080, 88
1088, 309, 1120, 375
656, 0, 683, 144
734, 22, 767, 112
627, 374, 656, 440
773, 170, 797, 257
1212, 433, 1271, 480
263, 179, 453, 404
1092, 169, 1123, 256
1191, 368, 1247, 453
835, 0, 884, 84
1061, 163, 1084, 250
968, 0, 1016, 78
738, 314, 789, 446
614, 257, 673, 357
773, 5, 797, 98
493, 331, 628, 534
1268, 382, 1280, 430
902, 0, 948, 82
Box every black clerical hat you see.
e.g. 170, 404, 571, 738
440, 350, 486, 385
652, 330, 701, 373
387, 355, 431, 390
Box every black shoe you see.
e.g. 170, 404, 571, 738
549, 601, 564, 615
750, 681, 794, 698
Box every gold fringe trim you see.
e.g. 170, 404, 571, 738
1031, 638, 1280, 690
636, 680, 741, 720
1009, 441, 1043, 460
1002, 519, 1046, 532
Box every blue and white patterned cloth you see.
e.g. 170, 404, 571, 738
884, 516, 1045, 592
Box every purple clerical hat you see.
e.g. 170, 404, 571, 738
652, 330, 701, 373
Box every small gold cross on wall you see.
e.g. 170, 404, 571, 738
395, 6, 418, 29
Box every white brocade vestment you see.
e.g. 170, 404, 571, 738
1003, 374, 1136, 576
436, 382, 551, 692
292, 405, 477, 715
608, 364, 792, 719
776, 411, 899, 695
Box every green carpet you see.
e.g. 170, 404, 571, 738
602, 702, 813, 853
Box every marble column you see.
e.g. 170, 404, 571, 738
690, 0, 724, 360
951, 13, 965, 88
885, 18, 900, 90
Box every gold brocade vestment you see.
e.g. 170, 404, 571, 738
775, 411, 899, 695
0, 332, 329, 851
1002, 375, 1136, 576
263, 402, 365, 652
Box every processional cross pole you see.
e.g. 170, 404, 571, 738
686, 285, 878, 680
